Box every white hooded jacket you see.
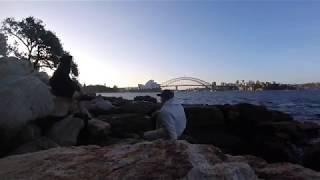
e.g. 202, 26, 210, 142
157, 97, 187, 140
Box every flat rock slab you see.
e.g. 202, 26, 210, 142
0, 140, 319, 180
0, 140, 257, 180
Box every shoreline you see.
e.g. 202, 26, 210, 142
99, 91, 320, 122
1, 57, 320, 179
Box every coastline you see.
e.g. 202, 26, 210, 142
1, 57, 320, 179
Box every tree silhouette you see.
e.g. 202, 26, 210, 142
1, 16, 78, 76
0, 32, 8, 57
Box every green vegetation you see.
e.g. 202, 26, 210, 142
1, 16, 79, 77
82, 85, 120, 94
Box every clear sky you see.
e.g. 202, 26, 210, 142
1, 1, 320, 87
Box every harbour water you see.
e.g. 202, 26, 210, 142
99, 90, 320, 121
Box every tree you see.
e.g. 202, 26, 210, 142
1, 16, 78, 76
0, 32, 8, 57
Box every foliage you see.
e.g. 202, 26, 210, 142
82, 85, 119, 94
1, 16, 78, 76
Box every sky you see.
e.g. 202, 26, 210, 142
1, 1, 320, 87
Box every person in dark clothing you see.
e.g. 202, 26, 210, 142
49, 55, 80, 98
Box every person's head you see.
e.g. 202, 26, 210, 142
57, 55, 73, 75
157, 90, 174, 104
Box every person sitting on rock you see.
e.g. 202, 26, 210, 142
144, 90, 187, 140
49, 55, 80, 98
49, 55, 83, 117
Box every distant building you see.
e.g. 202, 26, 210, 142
138, 80, 160, 90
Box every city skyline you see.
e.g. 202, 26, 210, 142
2, 1, 320, 87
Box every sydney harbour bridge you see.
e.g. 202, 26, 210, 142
160, 77, 213, 90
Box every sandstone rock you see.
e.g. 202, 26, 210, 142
228, 155, 320, 180
0, 57, 54, 155
89, 96, 113, 111
16, 124, 42, 144
34, 71, 50, 85
50, 97, 72, 117
120, 101, 160, 115
185, 106, 225, 130
87, 119, 111, 138
102, 96, 130, 106
0, 76, 54, 128
255, 163, 320, 180
0, 57, 32, 78
0, 140, 259, 180
98, 113, 154, 137
10, 137, 59, 156
184, 103, 320, 170
47, 116, 84, 146
303, 143, 320, 171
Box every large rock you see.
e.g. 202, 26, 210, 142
50, 97, 72, 117
15, 124, 42, 144
228, 155, 320, 180
77, 119, 111, 146
82, 96, 114, 116
98, 113, 154, 137
47, 115, 84, 146
120, 101, 160, 115
0, 140, 319, 180
0, 57, 33, 77
184, 104, 320, 170
303, 143, 320, 171
10, 137, 59, 156
87, 119, 111, 138
0, 140, 258, 180
0, 75, 54, 128
0, 57, 54, 155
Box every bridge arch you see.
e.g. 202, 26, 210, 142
161, 77, 211, 89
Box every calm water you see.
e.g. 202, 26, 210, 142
99, 90, 320, 121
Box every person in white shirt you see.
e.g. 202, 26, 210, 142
143, 90, 187, 140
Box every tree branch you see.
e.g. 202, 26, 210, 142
6, 31, 30, 51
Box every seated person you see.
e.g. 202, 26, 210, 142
144, 90, 187, 140
49, 55, 80, 98
49, 55, 82, 117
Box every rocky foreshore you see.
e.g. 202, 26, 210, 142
1, 57, 320, 179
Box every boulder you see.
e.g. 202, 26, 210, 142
184, 106, 230, 146
255, 163, 320, 180
0, 75, 54, 128
34, 71, 50, 85
10, 137, 59, 156
46, 116, 84, 146
185, 106, 225, 130
1, 140, 319, 180
78, 119, 111, 145
303, 143, 320, 171
87, 119, 111, 138
183, 104, 320, 170
102, 96, 130, 106
0, 57, 54, 155
134, 95, 157, 103
15, 124, 42, 144
82, 96, 114, 116
120, 101, 160, 115
0, 57, 33, 78
228, 155, 320, 180
0, 140, 258, 180
50, 97, 72, 117
98, 113, 154, 137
